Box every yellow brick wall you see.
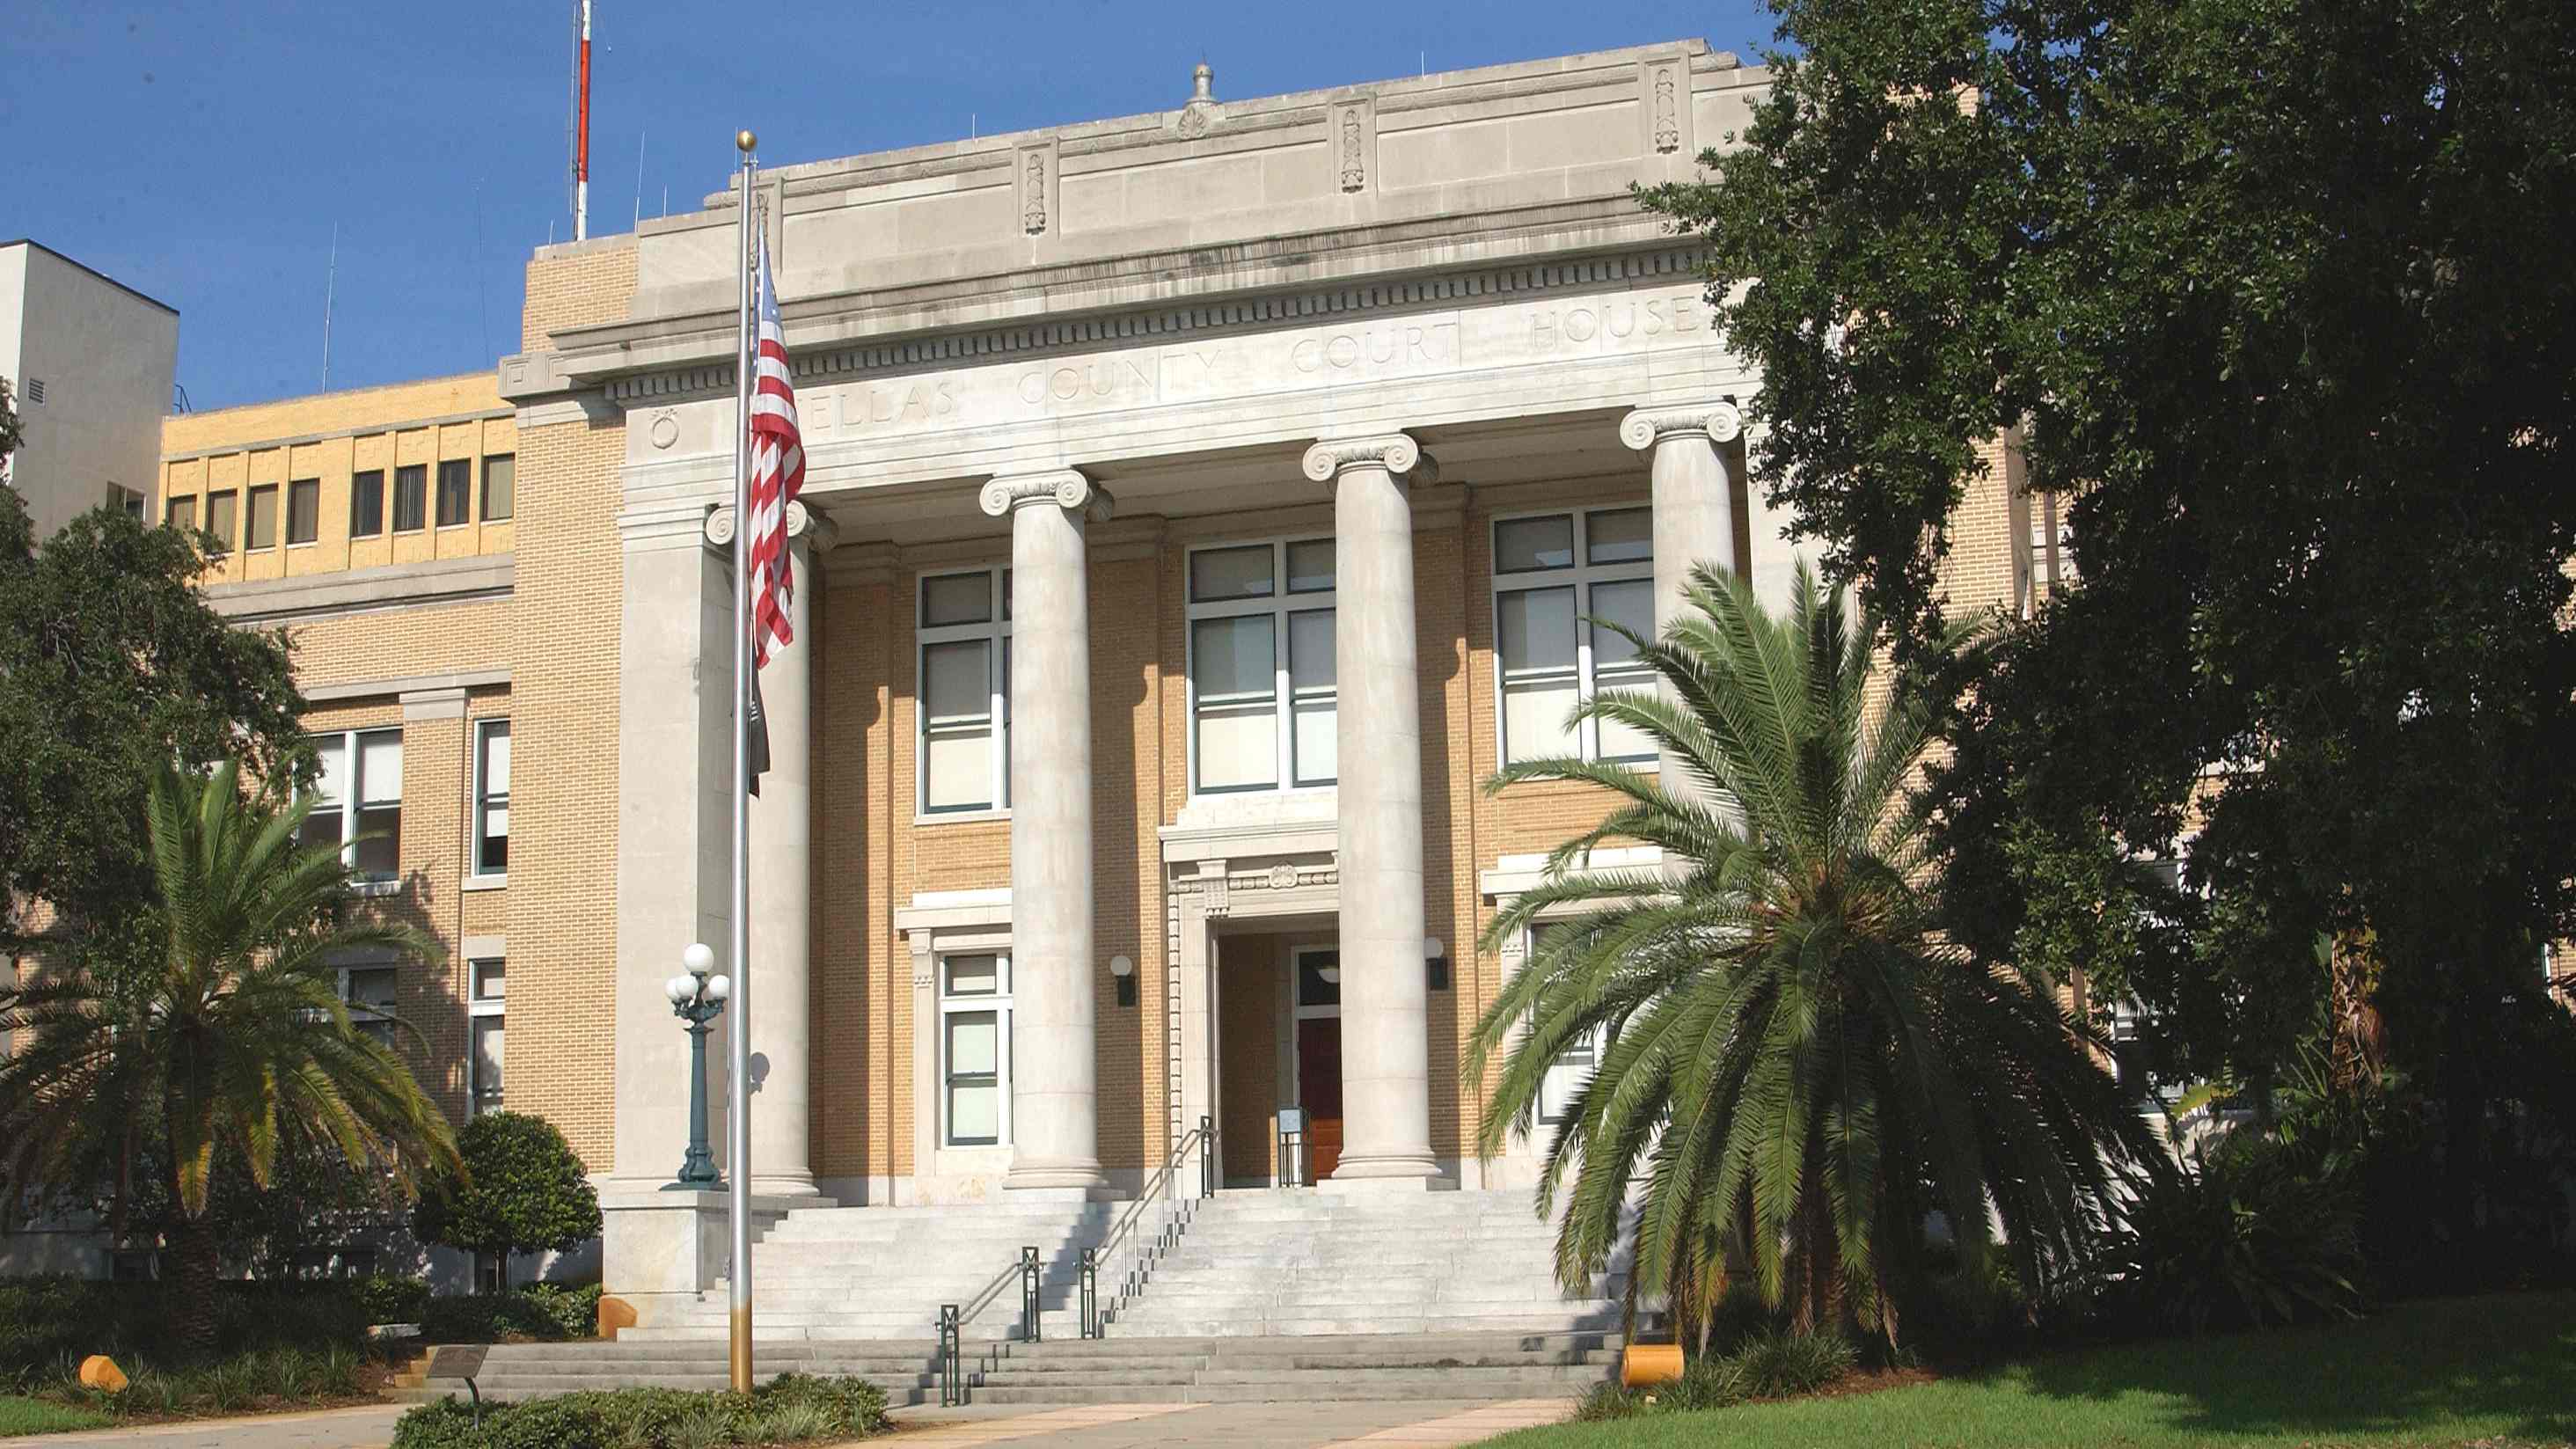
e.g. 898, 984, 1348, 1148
522, 241, 640, 352
158, 376, 516, 583
814, 568, 900, 1182
1218, 933, 1288, 1182
501, 401, 626, 1171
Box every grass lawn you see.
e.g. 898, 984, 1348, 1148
0, 1394, 113, 1436
1487, 1292, 2576, 1449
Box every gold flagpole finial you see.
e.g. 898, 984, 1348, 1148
736, 129, 757, 153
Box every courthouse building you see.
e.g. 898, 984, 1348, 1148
106, 41, 2052, 1311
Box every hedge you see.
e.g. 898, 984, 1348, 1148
393, 1373, 889, 1449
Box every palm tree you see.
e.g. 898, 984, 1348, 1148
0, 762, 459, 1350
1470, 562, 2157, 1345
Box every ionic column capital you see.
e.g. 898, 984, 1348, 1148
702, 498, 838, 552
979, 468, 1111, 522
1619, 402, 1743, 451
1302, 433, 1438, 489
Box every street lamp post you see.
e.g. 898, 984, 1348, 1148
664, 942, 730, 1190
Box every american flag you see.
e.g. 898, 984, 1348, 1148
745, 234, 806, 670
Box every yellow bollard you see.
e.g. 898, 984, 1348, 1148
1621, 1343, 1685, 1387
77, 1356, 128, 1394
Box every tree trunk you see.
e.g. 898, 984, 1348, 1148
169, 1213, 221, 1356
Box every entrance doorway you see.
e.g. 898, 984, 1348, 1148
1292, 947, 1343, 1181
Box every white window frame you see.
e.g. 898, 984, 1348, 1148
915, 566, 1011, 820
335, 963, 399, 1047
1183, 536, 1338, 798
1525, 924, 1608, 1127
468, 717, 509, 886
467, 959, 504, 1117
939, 952, 1013, 1148
1490, 505, 1658, 768
304, 727, 404, 895
1285, 945, 1343, 1111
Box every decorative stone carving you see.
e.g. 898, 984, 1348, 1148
1177, 62, 1218, 138
1021, 152, 1048, 234
1653, 68, 1680, 152
1340, 110, 1365, 190
1301, 433, 1436, 487
978, 468, 1112, 521
702, 497, 838, 551
1267, 863, 1299, 890
1619, 402, 1744, 451
648, 409, 680, 450
1330, 99, 1375, 194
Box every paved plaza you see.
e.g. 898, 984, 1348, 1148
0, 1397, 1572, 1449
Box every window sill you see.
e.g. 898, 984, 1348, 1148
462, 873, 507, 892
915, 809, 1010, 827
350, 879, 403, 898
287, 540, 317, 550
436, 523, 473, 532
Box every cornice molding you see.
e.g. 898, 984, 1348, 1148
1619, 400, 1743, 450
1303, 433, 1438, 489
583, 239, 1711, 406
978, 469, 1111, 521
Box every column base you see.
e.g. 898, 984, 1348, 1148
1003, 1156, 1116, 1199
1321, 1151, 1444, 1192
748, 1175, 826, 1199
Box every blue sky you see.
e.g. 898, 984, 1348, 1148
6, 2, 1777, 412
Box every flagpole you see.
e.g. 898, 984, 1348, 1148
728, 127, 758, 1396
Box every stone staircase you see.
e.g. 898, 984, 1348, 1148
626, 1198, 1115, 1343
419, 1187, 1636, 1408
429, 1330, 1617, 1407
1106, 1189, 1626, 1337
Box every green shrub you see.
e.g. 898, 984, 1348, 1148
351, 1273, 434, 1325
417, 1283, 602, 1344
412, 1113, 602, 1292
1731, 1327, 1860, 1398
2099, 1132, 2367, 1334
54, 1345, 367, 1419
0, 1277, 377, 1377
390, 1373, 889, 1449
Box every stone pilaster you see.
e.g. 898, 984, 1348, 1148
1621, 402, 1744, 793
705, 499, 837, 1197
980, 469, 1114, 1197
1302, 434, 1440, 1188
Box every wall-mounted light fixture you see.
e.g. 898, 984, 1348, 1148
1426, 937, 1450, 992
1109, 954, 1136, 1007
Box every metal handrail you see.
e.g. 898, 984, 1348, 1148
1085, 1114, 1218, 1336
936, 1304, 962, 1406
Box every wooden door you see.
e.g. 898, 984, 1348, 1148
1296, 1015, 1343, 1182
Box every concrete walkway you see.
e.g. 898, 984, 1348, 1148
0, 1397, 1571, 1448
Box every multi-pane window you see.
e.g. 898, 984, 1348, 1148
472, 719, 509, 876
106, 485, 145, 521
287, 479, 320, 545
940, 954, 1011, 1147
918, 567, 1010, 815
468, 960, 505, 1116
164, 495, 196, 532
245, 485, 279, 551
340, 965, 397, 1048
350, 471, 385, 538
480, 455, 515, 523
1185, 538, 1336, 794
299, 728, 403, 884
1527, 925, 1608, 1125
1493, 508, 1656, 766
435, 459, 472, 527
392, 465, 427, 532
205, 489, 238, 555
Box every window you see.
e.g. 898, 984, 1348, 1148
164, 494, 196, 532
350, 471, 385, 538
245, 484, 279, 550
435, 459, 472, 527
205, 489, 238, 555
469, 960, 504, 1116
940, 954, 1010, 1146
918, 567, 1010, 815
472, 719, 509, 876
287, 479, 319, 545
106, 484, 145, 521
300, 728, 404, 884
1185, 538, 1336, 794
392, 465, 427, 532
1527, 925, 1608, 1125
479, 455, 515, 522
339, 965, 397, 1048
1493, 507, 1655, 766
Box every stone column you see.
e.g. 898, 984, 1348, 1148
1302, 434, 1440, 1188
981, 469, 1113, 1197
1621, 403, 1745, 790
728, 500, 834, 1197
